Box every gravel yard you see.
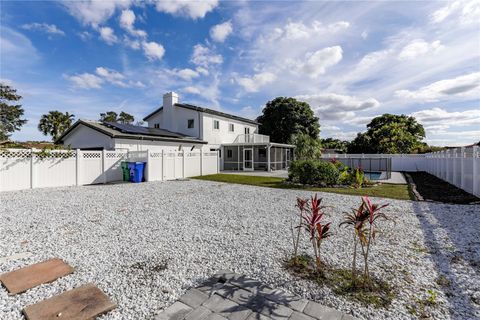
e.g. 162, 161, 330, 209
1, 180, 479, 320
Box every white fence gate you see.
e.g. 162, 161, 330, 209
322, 146, 480, 197
0, 148, 218, 192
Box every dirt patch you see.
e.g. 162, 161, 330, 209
407, 172, 480, 204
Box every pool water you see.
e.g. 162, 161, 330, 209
364, 171, 383, 180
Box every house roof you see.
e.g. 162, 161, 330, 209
143, 103, 259, 125
56, 120, 208, 145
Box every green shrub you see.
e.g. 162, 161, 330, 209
288, 160, 340, 186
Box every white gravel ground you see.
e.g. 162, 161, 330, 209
0, 180, 479, 320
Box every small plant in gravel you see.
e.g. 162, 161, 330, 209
299, 194, 332, 271
340, 196, 391, 287
291, 197, 308, 261
289, 194, 332, 272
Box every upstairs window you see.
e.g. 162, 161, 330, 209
213, 120, 220, 130
229, 123, 235, 132
187, 119, 194, 129
245, 127, 250, 134
154, 123, 160, 128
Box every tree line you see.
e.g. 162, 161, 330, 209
0, 84, 136, 142
256, 97, 445, 155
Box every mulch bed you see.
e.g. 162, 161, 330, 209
407, 171, 480, 204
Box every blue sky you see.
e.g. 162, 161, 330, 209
1, 0, 479, 146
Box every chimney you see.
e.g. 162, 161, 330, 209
163, 91, 179, 109
163, 91, 179, 131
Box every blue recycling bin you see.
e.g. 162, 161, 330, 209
130, 162, 146, 183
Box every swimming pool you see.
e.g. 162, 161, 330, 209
364, 171, 383, 180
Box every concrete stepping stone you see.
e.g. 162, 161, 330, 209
23, 283, 116, 320
0, 258, 74, 295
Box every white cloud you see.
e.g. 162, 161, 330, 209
183, 86, 201, 94
95, 67, 127, 87
296, 93, 379, 121
21, 23, 65, 36
431, 0, 480, 25
297, 46, 343, 78
411, 107, 480, 127
361, 31, 368, 39
67, 73, 104, 89
63, 0, 132, 27
196, 67, 209, 76
142, 41, 165, 60
210, 21, 233, 42
237, 72, 276, 92
154, 0, 219, 19
175, 68, 200, 81
99, 27, 118, 44
119, 9, 147, 38
266, 20, 349, 41
398, 39, 443, 60
78, 31, 93, 41
191, 44, 223, 67
395, 72, 480, 101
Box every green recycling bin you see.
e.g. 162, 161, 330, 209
121, 161, 130, 182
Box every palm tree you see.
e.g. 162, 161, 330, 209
38, 111, 75, 141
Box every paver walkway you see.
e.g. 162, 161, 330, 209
156, 271, 356, 320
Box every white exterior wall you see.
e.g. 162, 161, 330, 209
114, 138, 204, 152
62, 125, 114, 150
201, 113, 258, 148
147, 107, 202, 138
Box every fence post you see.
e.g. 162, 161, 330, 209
460, 147, 465, 190
473, 146, 478, 197
146, 149, 151, 182
453, 149, 458, 186
75, 149, 80, 186
30, 148, 35, 189
200, 148, 203, 176
102, 149, 107, 184
182, 149, 186, 178
161, 149, 165, 181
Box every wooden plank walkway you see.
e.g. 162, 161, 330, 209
0, 258, 74, 295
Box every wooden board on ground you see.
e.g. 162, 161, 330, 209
23, 283, 116, 320
0, 258, 74, 295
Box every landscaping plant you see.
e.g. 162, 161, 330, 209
291, 197, 308, 260
340, 196, 390, 286
297, 194, 332, 271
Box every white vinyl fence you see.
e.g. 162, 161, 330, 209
322, 146, 479, 197
0, 148, 218, 192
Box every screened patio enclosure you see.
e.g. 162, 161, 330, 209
222, 134, 294, 171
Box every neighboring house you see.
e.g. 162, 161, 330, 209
57, 92, 294, 171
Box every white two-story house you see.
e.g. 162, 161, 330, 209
57, 92, 294, 171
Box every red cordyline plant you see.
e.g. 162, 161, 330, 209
291, 197, 309, 260
340, 196, 390, 286
298, 194, 332, 271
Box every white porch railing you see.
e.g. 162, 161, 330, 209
233, 134, 270, 144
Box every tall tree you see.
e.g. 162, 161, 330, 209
0, 84, 27, 140
289, 133, 322, 160
118, 111, 135, 124
320, 138, 349, 153
348, 114, 425, 154
100, 111, 118, 122
38, 111, 75, 141
257, 97, 320, 143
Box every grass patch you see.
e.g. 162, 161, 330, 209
193, 174, 414, 200
284, 255, 395, 308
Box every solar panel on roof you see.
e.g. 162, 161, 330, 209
103, 122, 187, 138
